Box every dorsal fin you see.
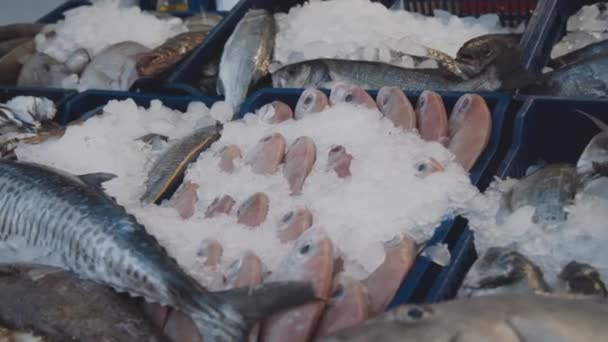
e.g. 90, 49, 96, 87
576, 110, 608, 133
78, 172, 117, 188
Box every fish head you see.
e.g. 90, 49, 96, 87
558, 261, 607, 297
329, 83, 376, 109
272, 61, 328, 88
413, 157, 444, 178
224, 251, 263, 288
577, 132, 608, 179
461, 246, 531, 293
455, 34, 521, 78
274, 227, 334, 299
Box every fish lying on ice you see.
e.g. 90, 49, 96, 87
136, 31, 207, 77
0, 160, 316, 342
548, 39, 608, 70
17, 49, 90, 88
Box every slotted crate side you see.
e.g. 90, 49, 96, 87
239, 88, 512, 305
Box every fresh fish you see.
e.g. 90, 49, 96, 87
376, 87, 416, 131
461, 247, 551, 296
447, 94, 492, 172
413, 157, 444, 178
316, 276, 370, 337
217, 144, 242, 173
321, 294, 608, 341
548, 39, 608, 70
79, 41, 150, 91
245, 133, 286, 175
271, 59, 521, 92
0, 264, 164, 342
217, 9, 275, 111
415, 90, 448, 144
261, 228, 334, 342
559, 261, 608, 297
295, 87, 329, 119
326, 145, 353, 178
363, 235, 417, 315
329, 83, 377, 109
498, 163, 578, 224
454, 34, 523, 78
283, 136, 316, 195
136, 32, 207, 77
205, 195, 236, 218
257, 101, 293, 124
170, 181, 199, 219
17, 49, 89, 88
0, 37, 30, 58
0, 39, 35, 84
237, 192, 270, 228
522, 56, 608, 97
0, 23, 45, 41
277, 208, 313, 243
0, 160, 316, 342
575, 110, 608, 183
197, 238, 224, 268
141, 123, 222, 205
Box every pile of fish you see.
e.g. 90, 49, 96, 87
0, 9, 222, 91
462, 110, 608, 298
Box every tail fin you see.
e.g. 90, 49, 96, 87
576, 109, 608, 133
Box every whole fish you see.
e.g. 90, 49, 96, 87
548, 39, 608, 70
0, 39, 35, 84
295, 87, 329, 118
454, 34, 523, 78
0, 264, 164, 342
321, 294, 608, 341
79, 41, 150, 91
521, 56, 608, 97
498, 163, 578, 224
141, 123, 222, 205
271, 58, 519, 92
17, 49, 89, 88
415, 90, 448, 144
0, 23, 45, 41
217, 9, 275, 112
0, 160, 316, 342
137, 31, 207, 77
559, 261, 608, 297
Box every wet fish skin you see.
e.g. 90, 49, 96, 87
455, 34, 522, 78
327, 145, 353, 178
295, 87, 329, 118
17, 52, 76, 88
415, 90, 448, 144
218, 144, 242, 173
171, 181, 199, 219
321, 294, 608, 341
237, 192, 270, 228
257, 101, 293, 124
218, 9, 275, 112
329, 83, 377, 109
141, 123, 222, 205
0, 160, 317, 342
136, 31, 207, 77
548, 39, 608, 70
283, 136, 316, 195
559, 261, 608, 297
205, 195, 236, 218
316, 276, 370, 337
0, 264, 164, 342
271, 58, 512, 92
245, 132, 286, 175
575, 110, 608, 183
277, 208, 313, 243
376, 87, 416, 131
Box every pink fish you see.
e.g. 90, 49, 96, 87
163, 309, 202, 342
315, 275, 370, 337
283, 137, 316, 195
237, 192, 270, 228
218, 144, 242, 173
205, 195, 236, 218
196, 238, 224, 268
413, 157, 445, 178
295, 87, 329, 119
170, 181, 199, 219
363, 234, 417, 316
447, 94, 492, 172
326, 145, 353, 178
415, 90, 449, 145
277, 208, 313, 243
258, 101, 294, 124
376, 87, 416, 131
245, 133, 286, 175
261, 228, 334, 342
329, 83, 376, 109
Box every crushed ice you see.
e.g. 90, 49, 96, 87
551, 3, 608, 59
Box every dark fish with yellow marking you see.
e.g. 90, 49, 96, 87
137, 31, 207, 77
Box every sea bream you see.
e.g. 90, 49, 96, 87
0, 160, 316, 342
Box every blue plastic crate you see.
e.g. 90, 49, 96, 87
497, 96, 608, 179
0, 86, 77, 124
160, 0, 553, 97
239, 88, 512, 304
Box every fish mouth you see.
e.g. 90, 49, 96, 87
455, 58, 482, 77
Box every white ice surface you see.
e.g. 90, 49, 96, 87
551, 3, 608, 59
15, 98, 482, 284
273, 0, 521, 69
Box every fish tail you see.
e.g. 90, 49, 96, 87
575, 109, 608, 133
189, 281, 317, 341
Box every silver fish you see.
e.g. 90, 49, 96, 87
217, 9, 275, 112
17, 48, 89, 88
140, 123, 222, 204
321, 293, 608, 341
575, 110, 608, 183
0, 160, 316, 342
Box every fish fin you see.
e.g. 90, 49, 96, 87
506, 315, 569, 342
78, 172, 117, 188
575, 109, 608, 133
216, 78, 225, 96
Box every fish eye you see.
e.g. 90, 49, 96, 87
299, 242, 312, 255
417, 163, 428, 172
330, 145, 343, 153
344, 93, 354, 102
281, 211, 294, 223
303, 95, 313, 105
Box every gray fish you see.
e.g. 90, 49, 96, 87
79, 41, 149, 91
522, 56, 608, 97
0, 264, 165, 342
498, 163, 578, 224
548, 39, 608, 70
17, 49, 90, 88
217, 9, 276, 112
559, 261, 608, 297
0, 23, 45, 41
0, 160, 316, 342
575, 110, 608, 184
321, 294, 608, 341
271, 58, 515, 92
454, 34, 523, 78
140, 123, 222, 205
